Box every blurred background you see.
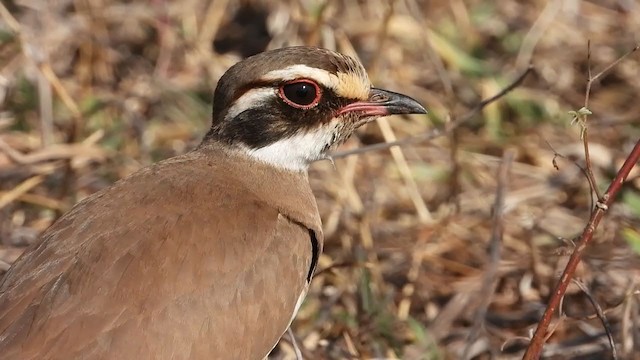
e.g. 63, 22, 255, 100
1, 0, 639, 359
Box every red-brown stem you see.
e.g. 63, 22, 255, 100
523, 138, 640, 359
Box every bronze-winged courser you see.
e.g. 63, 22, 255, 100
0, 46, 426, 359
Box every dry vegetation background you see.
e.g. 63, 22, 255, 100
1, 0, 640, 359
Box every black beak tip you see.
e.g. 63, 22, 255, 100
406, 101, 428, 115
370, 88, 428, 116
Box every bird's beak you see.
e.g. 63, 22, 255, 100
337, 88, 427, 117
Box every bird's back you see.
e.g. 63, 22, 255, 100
0, 144, 323, 359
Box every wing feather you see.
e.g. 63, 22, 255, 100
0, 148, 321, 360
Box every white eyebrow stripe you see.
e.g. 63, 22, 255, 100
224, 87, 276, 121
261, 65, 338, 90
261, 64, 370, 100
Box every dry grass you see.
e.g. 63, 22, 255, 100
1, 0, 640, 359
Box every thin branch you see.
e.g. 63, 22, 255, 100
586, 45, 639, 99
331, 65, 534, 158
580, 41, 601, 202
523, 137, 640, 359
587, 40, 592, 86
573, 279, 618, 359
287, 327, 304, 360
314, 261, 360, 277
580, 43, 638, 202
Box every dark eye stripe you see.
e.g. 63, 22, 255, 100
225, 79, 336, 122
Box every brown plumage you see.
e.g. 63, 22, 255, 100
0, 46, 426, 359
0, 144, 320, 359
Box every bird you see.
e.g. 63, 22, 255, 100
0, 46, 426, 359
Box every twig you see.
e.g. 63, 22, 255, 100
579, 43, 638, 203
406, 0, 455, 98
572, 279, 618, 359
514, 0, 562, 71
584, 44, 639, 107
620, 283, 638, 356
366, 0, 433, 223
314, 261, 360, 277
523, 137, 640, 359
463, 148, 516, 359
331, 65, 534, 158
0, 136, 105, 165
0, 1, 84, 142
448, 118, 462, 212
287, 327, 304, 360
0, 175, 44, 210
0, 2, 20, 33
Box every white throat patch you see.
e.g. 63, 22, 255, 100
245, 120, 341, 172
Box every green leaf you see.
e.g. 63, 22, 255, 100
577, 107, 592, 116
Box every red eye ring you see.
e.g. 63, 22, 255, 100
278, 80, 322, 109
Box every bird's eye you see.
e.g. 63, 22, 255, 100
279, 80, 321, 109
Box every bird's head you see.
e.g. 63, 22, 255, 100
204, 46, 427, 171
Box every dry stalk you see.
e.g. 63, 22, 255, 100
463, 147, 516, 359
367, 0, 433, 223
0, 175, 44, 210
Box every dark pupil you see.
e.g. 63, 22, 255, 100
283, 82, 317, 106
